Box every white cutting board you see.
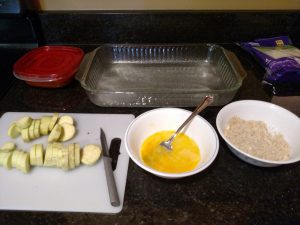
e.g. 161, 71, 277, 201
0, 112, 135, 214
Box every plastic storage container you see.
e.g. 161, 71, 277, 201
13, 46, 84, 88
76, 44, 246, 107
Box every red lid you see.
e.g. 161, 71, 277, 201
13, 46, 84, 83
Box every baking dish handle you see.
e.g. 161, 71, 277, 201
75, 48, 98, 85
224, 50, 247, 80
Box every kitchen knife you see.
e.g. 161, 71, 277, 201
100, 128, 120, 207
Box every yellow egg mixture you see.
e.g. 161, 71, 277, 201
140, 130, 200, 173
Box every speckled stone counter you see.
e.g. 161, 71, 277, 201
0, 43, 299, 225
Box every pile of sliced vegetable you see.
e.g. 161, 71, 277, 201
0, 113, 102, 174
8, 113, 77, 142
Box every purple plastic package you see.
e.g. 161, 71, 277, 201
255, 36, 292, 47
238, 36, 300, 95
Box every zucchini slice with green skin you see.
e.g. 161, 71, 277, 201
34, 119, 41, 138
29, 145, 36, 166
40, 116, 52, 135
0, 153, 3, 166
15, 151, 24, 170
48, 124, 62, 143
48, 113, 59, 132
0, 152, 6, 166
2, 151, 13, 169
68, 143, 75, 169
16, 116, 33, 129
44, 143, 53, 167
81, 144, 102, 165
28, 120, 35, 140
11, 150, 21, 168
35, 144, 44, 166
0, 142, 16, 152
7, 123, 20, 138
21, 128, 30, 142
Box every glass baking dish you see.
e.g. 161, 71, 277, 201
76, 44, 246, 107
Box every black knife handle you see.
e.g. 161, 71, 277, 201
109, 138, 121, 171
103, 156, 120, 207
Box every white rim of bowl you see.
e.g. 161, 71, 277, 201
125, 107, 219, 178
216, 100, 300, 165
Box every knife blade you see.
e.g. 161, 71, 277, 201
100, 128, 120, 207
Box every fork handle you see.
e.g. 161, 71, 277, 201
173, 95, 214, 137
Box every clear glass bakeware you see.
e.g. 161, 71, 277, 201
76, 44, 246, 107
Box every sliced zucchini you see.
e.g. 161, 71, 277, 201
28, 120, 35, 140
19, 152, 30, 173
34, 119, 41, 138
15, 151, 24, 170
29, 145, 36, 166
81, 144, 102, 165
0, 153, 3, 166
56, 147, 63, 168
0, 142, 16, 152
48, 124, 62, 143
35, 144, 44, 166
21, 128, 30, 142
61, 147, 69, 171
48, 113, 59, 132
40, 116, 52, 135
44, 143, 53, 167
11, 150, 21, 168
2, 151, 13, 169
0, 152, 6, 166
16, 116, 33, 129
74, 143, 80, 167
59, 123, 76, 142
58, 115, 74, 125
52, 142, 63, 166
68, 143, 75, 169
7, 123, 21, 138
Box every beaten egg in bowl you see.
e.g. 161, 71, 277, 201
140, 130, 200, 173
125, 108, 219, 179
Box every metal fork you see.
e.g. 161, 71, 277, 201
160, 95, 214, 150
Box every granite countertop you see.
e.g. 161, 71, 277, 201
0, 45, 299, 225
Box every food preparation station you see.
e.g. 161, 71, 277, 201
0, 9, 299, 225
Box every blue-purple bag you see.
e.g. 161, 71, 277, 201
238, 36, 300, 95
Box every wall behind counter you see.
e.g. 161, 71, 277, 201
23, 0, 300, 46
36, 11, 300, 46
36, 0, 300, 10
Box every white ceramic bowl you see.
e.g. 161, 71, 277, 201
216, 100, 300, 167
125, 108, 219, 179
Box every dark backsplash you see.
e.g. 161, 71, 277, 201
0, 16, 37, 44
1, 10, 299, 46
37, 11, 300, 45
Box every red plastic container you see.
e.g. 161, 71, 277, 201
13, 46, 84, 88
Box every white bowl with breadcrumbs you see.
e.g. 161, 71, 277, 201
216, 100, 300, 167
